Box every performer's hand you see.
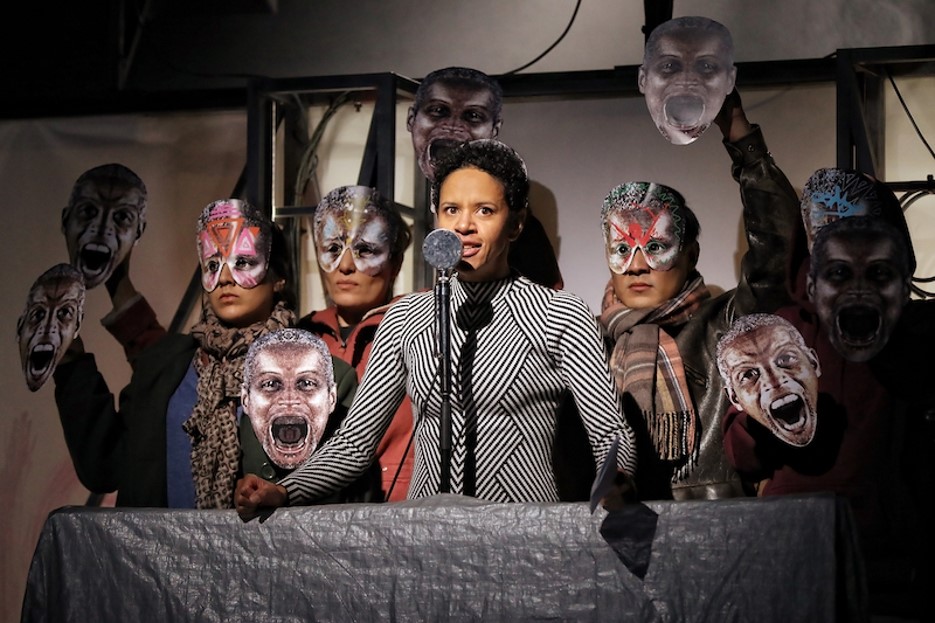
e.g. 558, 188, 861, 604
234, 474, 287, 521
104, 254, 139, 312
714, 87, 753, 143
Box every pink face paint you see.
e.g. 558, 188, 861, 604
196, 200, 271, 292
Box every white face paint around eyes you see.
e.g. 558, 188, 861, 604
316, 211, 393, 276
605, 207, 683, 274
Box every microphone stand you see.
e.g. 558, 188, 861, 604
435, 267, 453, 493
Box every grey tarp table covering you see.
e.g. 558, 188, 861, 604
21, 493, 864, 622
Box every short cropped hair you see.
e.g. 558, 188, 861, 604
431, 139, 529, 223
716, 313, 804, 385
644, 16, 734, 65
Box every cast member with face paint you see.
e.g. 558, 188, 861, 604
639, 16, 736, 145
294, 185, 416, 501
598, 88, 801, 501
16, 264, 85, 392
52, 198, 366, 509
235, 139, 638, 519
408, 66, 564, 291
728, 170, 933, 618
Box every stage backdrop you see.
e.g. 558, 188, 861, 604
3, 7, 935, 615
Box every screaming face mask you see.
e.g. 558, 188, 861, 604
601, 182, 686, 274
242, 330, 336, 470
718, 314, 821, 448
314, 186, 395, 277
638, 17, 736, 146
196, 199, 272, 291
17, 264, 86, 392
61, 163, 147, 289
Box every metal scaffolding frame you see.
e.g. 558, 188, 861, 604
163, 44, 935, 330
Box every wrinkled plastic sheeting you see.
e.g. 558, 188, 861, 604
21, 493, 863, 623
22, 495, 656, 622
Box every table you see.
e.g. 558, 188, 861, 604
21, 493, 865, 622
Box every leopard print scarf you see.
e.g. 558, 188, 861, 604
183, 299, 295, 509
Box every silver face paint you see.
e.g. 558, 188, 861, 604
315, 186, 394, 276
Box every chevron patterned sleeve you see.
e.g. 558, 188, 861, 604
278, 296, 412, 505
546, 291, 638, 476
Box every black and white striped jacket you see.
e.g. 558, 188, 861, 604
281, 273, 636, 504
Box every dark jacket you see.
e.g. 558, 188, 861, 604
54, 333, 361, 507
632, 126, 801, 500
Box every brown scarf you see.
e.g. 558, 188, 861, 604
183, 299, 295, 509
599, 274, 709, 466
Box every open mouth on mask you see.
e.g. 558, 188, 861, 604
767, 392, 815, 446
429, 139, 461, 165
769, 393, 805, 428
836, 304, 881, 347
79, 243, 113, 274
664, 94, 706, 131
270, 415, 309, 452
28, 343, 56, 375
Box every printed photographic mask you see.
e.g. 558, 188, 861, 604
407, 76, 501, 180
197, 199, 271, 292
808, 218, 910, 362
601, 182, 686, 274
718, 314, 820, 447
242, 330, 335, 470
17, 264, 86, 392
639, 16, 736, 145
61, 163, 147, 288
314, 186, 394, 277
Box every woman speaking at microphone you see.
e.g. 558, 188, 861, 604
236, 139, 636, 516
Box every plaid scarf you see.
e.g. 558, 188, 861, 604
599, 273, 709, 466
183, 299, 294, 509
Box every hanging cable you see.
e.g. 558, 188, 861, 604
502, 0, 582, 76
886, 68, 935, 163
292, 91, 354, 202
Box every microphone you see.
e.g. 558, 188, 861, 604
422, 228, 463, 271
421, 229, 460, 494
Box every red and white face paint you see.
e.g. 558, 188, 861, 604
196, 199, 271, 292
601, 182, 686, 274
314, 186, 394, 277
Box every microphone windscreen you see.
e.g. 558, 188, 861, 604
422, 229, 463, 271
